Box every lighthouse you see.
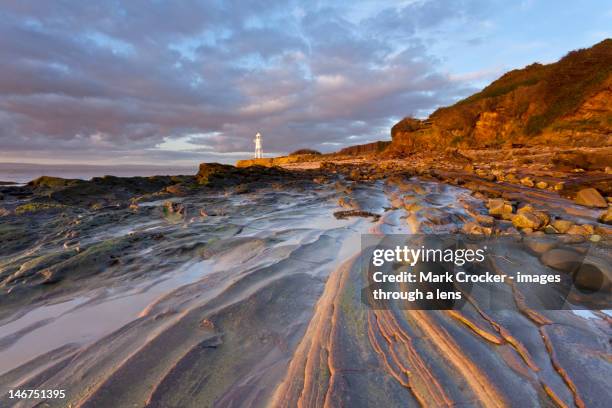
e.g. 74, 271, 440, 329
254, 132, 263, 159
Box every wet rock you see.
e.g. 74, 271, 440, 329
573, 257, 610, 292
163, 201, 185, 216
505, 173, 518, 183
462, 221, 491, 235
512, 212, 543, 230
420, 208, 455, 225
333, 210, 380, 221
599, 207, 612, 224
404, 201, 423, 212
337, 196, 356, 209
574, 188, 607, 208
523, 235, 557, 254
487, 198, 513, 217
543, 225, 559, 234
540, 248, 583, 273
566, 225, 591, 236
518, 205, 549, 226
589, 234, 601, 242
552, 219, 573, 233
165, 184, 190, 196
475, 214, 495, 226
520, 177, 534, 187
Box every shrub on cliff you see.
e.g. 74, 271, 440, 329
289, 149, 321, 156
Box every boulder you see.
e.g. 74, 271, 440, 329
475, 214, 495, 226
599, 207, 612, 224
540, 248, 583, 274
512, 212, 544, 230
487, 198, 513, 217
552, 219, 573, 233
520, 177, 534, 187
523, 235, 557, 254
543, 225, 558, 234
574, 188, 607, 208
566, 225, 590, 236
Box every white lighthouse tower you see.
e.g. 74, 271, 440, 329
254, 132, 263, 159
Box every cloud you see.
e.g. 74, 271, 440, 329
0, 0, 485, 164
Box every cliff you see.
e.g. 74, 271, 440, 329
391, 39, 612, 152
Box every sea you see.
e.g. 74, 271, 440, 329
0, 163, 198, 184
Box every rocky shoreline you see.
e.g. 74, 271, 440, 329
0, 146, 611, 407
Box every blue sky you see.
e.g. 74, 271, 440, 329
0, 0, 610, 165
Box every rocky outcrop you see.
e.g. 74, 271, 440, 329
337, 140, 391, 156
391, 39, 612, 153
574, 187, 607, 208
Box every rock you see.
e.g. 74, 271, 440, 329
599, 207, 612, 224
505, 173, 518, 183
553, 182, 565, 191
590, 234, 601, 242
462, 221, 492, 235
536, 181, 548, 189
552, 219, 573, 233
566, 225, 590, 236
165, 184, 189, 196
516, 204, 535, 214
534, 211, 550, 226
487, 198, 513, 217
333, 210, 380, 221
503, 227, 520, 235
338, 197, 355, 209
573, 258, 610, 292
524, 235, 557, 254
475, 214, 495, 226
512, 212, 544, 230
520, 177, 534, 187
420, 208, 455, 225
544, 225, 558, 234
540, 248, 583, 273
574, 188, 607, 208
581, 224, 595, 235
404, 201, 423, 212
163, 201, 185, 215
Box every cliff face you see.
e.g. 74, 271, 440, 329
391, 39, 612, 152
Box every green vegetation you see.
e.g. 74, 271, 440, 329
289, 148, 322, 155
420, 39, 612, 141
456, 63, 545, 106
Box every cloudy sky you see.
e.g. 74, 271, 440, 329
1, 0, 610, 165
